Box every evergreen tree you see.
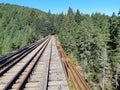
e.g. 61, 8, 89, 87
74, 9, 83, 24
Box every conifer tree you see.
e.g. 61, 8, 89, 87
74, 9, 83, 24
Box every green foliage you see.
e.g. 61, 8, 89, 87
74, 9, 83, 24
0, 4, 120, 89
0, 3, 52, 56
56, 9, 120, 90
87, 74, 94, 82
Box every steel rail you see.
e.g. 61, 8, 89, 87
0, 47, 28, 64
16, 38, 51, 90
0, 37, 49, 76
3, 37, 50, 90
0, 37, 48, 68
67, 60, 83, 90
67, 66, 78, 90
0, 39, 38, 64
68, 60, 91, 90
0, 36, 49, 64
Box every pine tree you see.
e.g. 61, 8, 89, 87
108, 12, 120, 89
74, 9, 83, 24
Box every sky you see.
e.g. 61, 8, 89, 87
0, 0, 120, 16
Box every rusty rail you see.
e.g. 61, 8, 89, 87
55, 37, 91, 90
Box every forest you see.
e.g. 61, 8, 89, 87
0, 3, 120, 90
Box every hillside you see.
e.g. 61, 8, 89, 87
0, 3, 120, 90
0, 3, 52, 55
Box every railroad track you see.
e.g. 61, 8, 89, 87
0, 35, 91, 90
0, 36, 69, 90
0, 36, 48, 69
